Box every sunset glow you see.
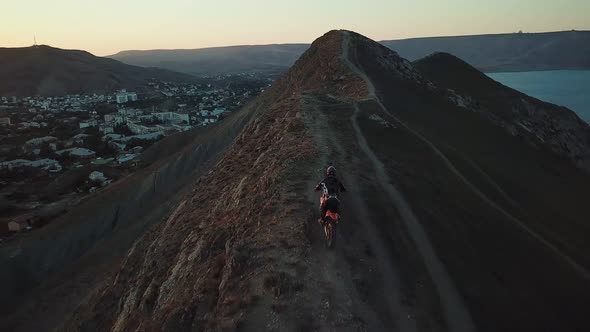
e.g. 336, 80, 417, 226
2, 0, 589, 55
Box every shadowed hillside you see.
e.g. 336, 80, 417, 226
0, 45, 196, 96
412, 52, 590, 170
5, 30, 590, 332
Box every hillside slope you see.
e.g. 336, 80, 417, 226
0, 87, 274, 331
24, 30, 590, 332
110, 30, 590, 75
0, 45, 195, 96
412, 52, 590, 170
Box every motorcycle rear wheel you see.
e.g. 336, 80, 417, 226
324, 217, 336, 249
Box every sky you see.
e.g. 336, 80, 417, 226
1, 0, 589, 56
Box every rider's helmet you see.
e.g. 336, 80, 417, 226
326, 166, 336, 177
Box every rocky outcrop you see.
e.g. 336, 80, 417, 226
509, 97, 590, 167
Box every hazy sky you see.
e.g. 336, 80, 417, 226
2, 0, 589, 56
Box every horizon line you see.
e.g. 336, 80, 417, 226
2, 29, 587, 57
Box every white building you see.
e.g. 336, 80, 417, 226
79, 119, 98, 129
115, 90, 138, 104
89, 171, 107, 182
24, 136, 57, 150
127, 122, 160, 135
116, 94, 127, 104
56, 148, 96, 159
7, 221, 24, 232
152, 112, 189, 124
201, 116, 217, 125
99, 125, 114, 134
68, 107, 86, 113
212, 108, 226, 116
28, 159, 61, 171
102, 133, 123, 142
71, 133, 90, 144
0, 159, 31, 170
0, 159, 61, 171
105, 113, 125, 125
117, 153, 137, 164
108, 141, 126, 151
89, 171, 112, 187
119, 132, 164, 143
129, 146, 143, 154
173, 124, 193, 132
118, 108, 139, 116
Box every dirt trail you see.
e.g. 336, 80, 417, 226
338, 30, 475, 332
350, 103, 475, 332
459, 155, 521, 209
339, 31, 590, 284
299, 96, 388, 331
301, 94, 417, 331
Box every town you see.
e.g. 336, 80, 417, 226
0, 74, 272, 239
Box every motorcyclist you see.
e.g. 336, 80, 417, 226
314, 166, 346, 223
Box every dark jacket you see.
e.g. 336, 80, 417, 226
314, 176, 346, 196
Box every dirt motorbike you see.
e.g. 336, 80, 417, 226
322, 209, 340, 248
319, 183, 341, 249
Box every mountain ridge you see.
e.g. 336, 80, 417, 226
64, 30, 590, 331
5, 30, 590, 332
108, 30, 590, 75
109, 30, 587, 56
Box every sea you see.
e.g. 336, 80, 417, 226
487, 70, 590, 124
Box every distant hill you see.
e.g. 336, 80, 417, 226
383, 30, 590, 72
110, 30, 590, 74
110, 44, 310, 76
0, 45, 196, 97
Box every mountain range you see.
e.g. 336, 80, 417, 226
0, 45, 195, 97
110, 44, 309, 76
2, 30, 588, 97
110, 30, 590, 75
2, 30, 590, 332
